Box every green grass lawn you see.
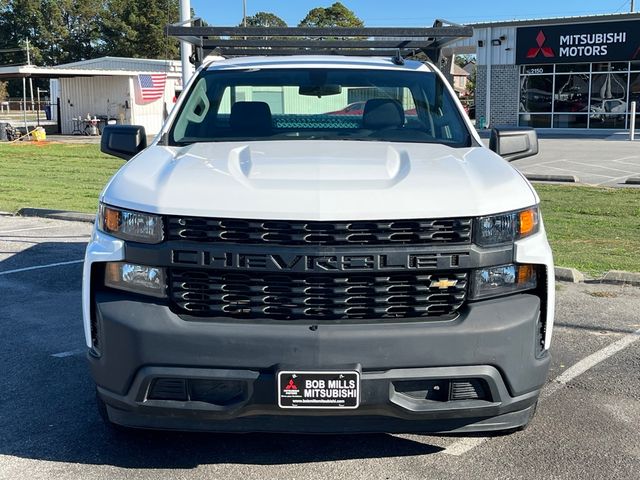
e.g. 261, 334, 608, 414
1, 142, 639, 276
0, 142, 124, 213
533, 184, 640, 277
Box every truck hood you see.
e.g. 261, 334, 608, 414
102, 140, 537, 220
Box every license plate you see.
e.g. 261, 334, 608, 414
278, 371, 360, 409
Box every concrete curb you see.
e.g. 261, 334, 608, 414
555, 267, 640, 287
525, 174, 577, 183
17, 208, 95, 223
625, 177, 640, 185
601, 270, 640, 286
554, 267, 585, 283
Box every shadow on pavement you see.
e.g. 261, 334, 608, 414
0, 242, 443, 469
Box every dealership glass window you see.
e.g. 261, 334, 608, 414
629, 73, 640, 102
590, 72, 628, 118
519, 62, 635, 128
554, 74, 590, 112
592, 62, 629, 72
520, 75, 553, 112
555, 63, 590, 73
589, 114, 628, 129
628, 73, 640, 123
519, 114, 552, 128
553, 114, 588, 128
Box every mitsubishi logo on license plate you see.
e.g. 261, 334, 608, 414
278, 371, 360, 409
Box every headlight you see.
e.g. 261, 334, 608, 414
474, 206, 540, 246
105, 262, 167, 298
470, 264, 537, 300
98, 203, 164, 243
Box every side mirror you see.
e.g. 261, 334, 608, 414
101, 125, 147, 160
489, 127, 538, 162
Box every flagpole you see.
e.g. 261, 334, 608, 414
179, 0, 192, 87
243, 0, 247, 27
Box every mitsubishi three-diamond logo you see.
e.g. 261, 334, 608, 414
526, 30, 555, 59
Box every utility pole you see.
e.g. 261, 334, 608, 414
632, 0, 636, 13
179, 0, 192, 87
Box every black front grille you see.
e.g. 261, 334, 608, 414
169, 269, 468, 321
167, 216, 472, 246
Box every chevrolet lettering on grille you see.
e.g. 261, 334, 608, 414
171, 249, 468, 272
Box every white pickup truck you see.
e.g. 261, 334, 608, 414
83, 29, 554, 434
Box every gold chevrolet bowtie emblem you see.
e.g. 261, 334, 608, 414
430, 278, 458, 289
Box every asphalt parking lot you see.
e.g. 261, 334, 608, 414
1, 215, 639, 480
511, 137, 640, 187
476, 135, 640, 187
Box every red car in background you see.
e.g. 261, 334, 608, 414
326, 101, 366, 115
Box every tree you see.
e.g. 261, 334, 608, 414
242, 12, 287, 28
454, 54, 475, 68
0, 1, 184, 65
298, 2, 364, 28
0, 0, 104, 66
100, 0, 181, 59
0, 0, 189, 96
465, 66, 476, 97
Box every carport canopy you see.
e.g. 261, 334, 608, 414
0, 65, 163, 79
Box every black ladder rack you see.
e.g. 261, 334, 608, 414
165, 19, 473, 66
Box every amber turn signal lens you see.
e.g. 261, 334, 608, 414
105, 262, 121, 284
103, 207, 120, 233
519, 209, 536, 236
517, 264, 535, 285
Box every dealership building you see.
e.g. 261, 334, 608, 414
448, 12, 640, 129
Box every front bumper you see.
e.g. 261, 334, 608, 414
91, 291, 549, 433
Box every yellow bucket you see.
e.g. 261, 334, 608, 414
32, 127, 47, 141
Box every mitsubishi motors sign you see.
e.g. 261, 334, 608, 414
516, 20, 640, 64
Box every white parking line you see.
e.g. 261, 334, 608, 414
564, 160, 637, 175
611, 159, 640, 168
594, 173, 640, 186
0, 225, 61, 235
610, 156, 639, 162
542, 327, 640, 398
520, 159, 569, 168
51, 348, 85, 358
523, 164, 609, 178
442, 327, 640, 456
0, 259, 83, 276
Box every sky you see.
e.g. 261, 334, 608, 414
190, 0, 637, 27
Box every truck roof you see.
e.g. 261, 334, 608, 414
204, 55, 433, 72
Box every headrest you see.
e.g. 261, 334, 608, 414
230, 101, 272, 135
362, 99, 405, 129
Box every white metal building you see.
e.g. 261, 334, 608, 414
51, 57, 183, 135
0, 57, 183, 135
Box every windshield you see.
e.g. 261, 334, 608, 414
169, 67, 472, 147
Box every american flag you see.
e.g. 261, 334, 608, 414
137, 73, 167, 102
